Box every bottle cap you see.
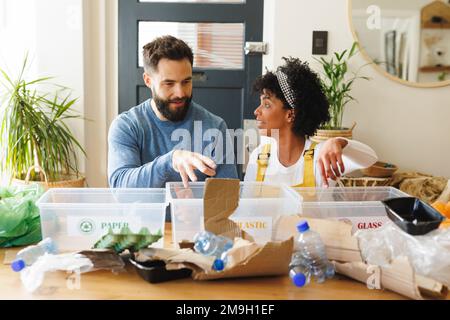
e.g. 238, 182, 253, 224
292, 272, 307, 287
11, 259, 26, 272
296, 220, 310, 233
212, 259, 225, 271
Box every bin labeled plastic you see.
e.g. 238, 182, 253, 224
166, 182, 300, 246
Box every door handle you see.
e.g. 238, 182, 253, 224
244, 42, 268, 55
192, 72, 207, 82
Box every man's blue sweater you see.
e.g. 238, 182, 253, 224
108, 99, 238, 188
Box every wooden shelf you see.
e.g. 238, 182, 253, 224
419, 66, 450, 72
422, 21, 450, 29
421, 1, 450, 29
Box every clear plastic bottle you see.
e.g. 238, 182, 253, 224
11, 238, 57, 272
212, 250, 229, 272
193, 231, 233, 271
294, 221, 335, 283
289, 253, 311, 287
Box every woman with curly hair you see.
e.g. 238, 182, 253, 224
244, 57, 377, 187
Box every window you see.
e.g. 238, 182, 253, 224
138, 22, 245, 69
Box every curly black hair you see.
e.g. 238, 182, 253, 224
253, 57, 330, 137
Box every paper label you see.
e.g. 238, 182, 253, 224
67, 216, 143, 237
231, 217, 273, 243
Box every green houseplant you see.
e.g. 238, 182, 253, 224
0, 55, 86, 187
312, 42, 370, 142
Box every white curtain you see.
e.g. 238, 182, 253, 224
82, 0, 118, 187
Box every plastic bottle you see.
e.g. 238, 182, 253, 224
11, 238, 57, 272
289, 253, 311, 287
19, 253, 93, 293
294, 221, 335, 283
212, 250, 229, 272
193, 231, 233, 271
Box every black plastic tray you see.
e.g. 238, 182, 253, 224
382, 197, 445, 235
129, 257, 192, 283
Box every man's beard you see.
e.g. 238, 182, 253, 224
153, 92, 192, 122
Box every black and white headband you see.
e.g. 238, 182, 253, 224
275, 70, 296, 109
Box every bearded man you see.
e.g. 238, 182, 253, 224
108, 36, 238, 188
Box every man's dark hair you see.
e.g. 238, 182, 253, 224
143, 35, 194, 73
253, 57, 330, 137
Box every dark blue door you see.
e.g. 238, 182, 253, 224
119, 0, 264, 130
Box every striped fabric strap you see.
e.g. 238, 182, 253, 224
275, 70, 295, 108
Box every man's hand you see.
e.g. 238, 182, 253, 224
317, 138, 348, 187
172, 150, 217, 188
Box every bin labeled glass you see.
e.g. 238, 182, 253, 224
291, 187, 410, 233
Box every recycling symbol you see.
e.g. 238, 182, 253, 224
79, 219, 95, 234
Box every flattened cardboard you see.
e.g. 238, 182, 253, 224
192, 238, 293, 280
78, 249, 125, 271
334, 258, 448, 300
203, 178, 254, 241
203, 178, 241, 238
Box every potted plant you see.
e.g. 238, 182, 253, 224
311, 42, 370, 143
0, 55, 86, 188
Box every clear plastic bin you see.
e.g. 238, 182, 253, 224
166, 182, 301, 246
36, 188, 167, 252
291, 187, 410, 233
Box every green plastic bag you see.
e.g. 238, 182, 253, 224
0, 185, 44, 247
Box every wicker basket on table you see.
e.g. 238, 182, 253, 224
338, 176, 391, 187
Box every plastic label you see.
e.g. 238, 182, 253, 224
231, 217, 272, 243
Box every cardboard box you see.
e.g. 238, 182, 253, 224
138, 178, 293, 280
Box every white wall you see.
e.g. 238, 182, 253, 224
82, 0, 118, 187
263, 0, 450, 178
0, 0, 37, 75
0, 0, 85, 182
35, 0, 85, 174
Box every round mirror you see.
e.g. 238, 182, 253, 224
349, 0, 450, 87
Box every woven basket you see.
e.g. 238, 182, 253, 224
361, 161, 398, 178
311, 122, 356, 143
12, 165, 85, 190
339, 176, 391, 187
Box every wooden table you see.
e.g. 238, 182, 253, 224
0, 224, 409, 300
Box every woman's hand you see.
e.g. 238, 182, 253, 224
317, 138, 348, 187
